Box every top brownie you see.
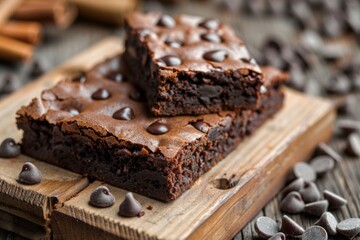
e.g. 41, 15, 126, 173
125, 12, 263, 116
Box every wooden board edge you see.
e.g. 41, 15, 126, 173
187, 102, 336, 240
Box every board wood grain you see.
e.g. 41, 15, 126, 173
0, 37, 124, 238
51, 89, 336, 240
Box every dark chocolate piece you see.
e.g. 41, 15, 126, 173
302, 226, 328, 240
345, 133, 360, 157
254, 216, 279, 239
268, 232, 286, 240
310, 156, 335, 175
336, 218, 360, 238
18, 162, 42, 185
314, 212, 338, 236
0, 74, 18, 94
147, 121, 169, 135
29, 61, 45, 79
315, 142, 343, 163
281, 178, 304, 199
303, 200, 329, 217
119, 192, 143, 217
336, 119, 360, 135
280, 215, 305, 237
0, 138, 21, 158
323, 190, 347, 209
299, 181, 321, 203
91, 88, 111, 100
292, 162, 317, 182
280, 191, 305, 214
157, 15, 176, 28
113, 107, 135, 121
89, 186, 115, 208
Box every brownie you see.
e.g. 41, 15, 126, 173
16, 55, 287, 201
125, 12, 264, 116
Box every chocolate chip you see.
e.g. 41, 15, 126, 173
288, 64, 306, 91
310, 156, 335, 175
315, 212, 338, 236
337, 218, 360, 238
113, 107, 135, 121
280, 215, 305, 237
336, 119, 360, 135
299, 181, 321, 203
18, 162, 42, 185
315, 142, 343, 163
268, 0, 287, 15
72, 73, 86, 83
292, 162, 317, 182
147, 121, 169, 135
129, 89, 146, 102
254, 216, 279, 239
157, 15, 175, 28
200, 33, 222, 43
246, 0, 267, 16
268, 232, 286, 240
321, 12, 346, 38
345, 133, 360, 157
241, 58, 257, 66
0, 74, 18, 94
325, 74, 351, 95
89, 186, 115, 208
289, 0, 317, 30
29, 61, 44, 79
192, 121, 209, 133
280, 191, 305, 214
281, 178, 304, 198
118, 192, 143, 217
198, 19, 220, 30
0, 138, 21, 158
323, 190, 347, 209
157, 55, 182, 67
293, 46, 312, 71
303, 200, 329, 217
164, 39, 183, 48
91, 89, 111, 100
203, 50, 228, 62
321, 44, 349, 62
302, 226, 328, 240
108, 73, 126, 83
300, 30, 324, 52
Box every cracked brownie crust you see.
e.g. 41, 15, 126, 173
125, 12, 264, 116
16, 56, 287, 201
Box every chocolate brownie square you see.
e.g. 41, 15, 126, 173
125, 12, 264, 116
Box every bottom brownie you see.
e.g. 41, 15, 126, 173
16, 56, 287, 201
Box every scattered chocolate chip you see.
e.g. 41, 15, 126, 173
293, 47, 312, 71
310, 156, 335, 175
323, 190, 347, 209
292, 162, 317, 182
147, 121, 169, 135
255, 216, 279, 239
192, 121, 209, 133
268, 232, 286, 240
108, 73, 126, 83
303, 200, 329, 217
345, 133, 360, 157
0, 74, 18, 94
288, 64, 306, 91
203, 50, 228, 62
315, 142, 343, 163
72, 73, 86, 83
91, 89, 111, 100
336, 218, 360, 238
29, 61, 44, 78
241, 58, 257, 66
315, 212, 338, 236
89, 186, 115, 208
268, 0, 287, 15
302, 226, 328, 240
18, 162, 42, 185
200, 33, 222, 43
280, 215, 305, 237
164, 39, 183, 48
0, 138, 21, 158
321, 12, 346, 38
198, 19, 220, 30
289, 0, 317, 30
245, 0, 267, 16
129, 89, 146, 102
280, 191, 305, 214
336, 119, 360, 135
113, 107, 135, 121
157, 15, 176, 28
157, 55, 182, 67
299, 181, 321, 203
118, 192, 143, 217
321, 44, 349, 62
325, 74, 351, 95
300, 30, 324, 52
281, 178, 304, 198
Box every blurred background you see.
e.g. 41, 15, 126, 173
0, 0, 360, 239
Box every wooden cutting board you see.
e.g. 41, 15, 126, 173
0, 37, 336, 240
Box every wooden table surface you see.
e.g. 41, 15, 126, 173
0, 1, 359, 239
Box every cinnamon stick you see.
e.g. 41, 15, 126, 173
11, 0, 78, 29
0, 21, 42, 45
0, 35, 33, 61
68, 0, 138, 26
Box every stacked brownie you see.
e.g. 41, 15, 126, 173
16, 12, 288, 201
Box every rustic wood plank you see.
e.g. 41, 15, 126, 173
51, 88, 335, 240
0, 37, 124, 236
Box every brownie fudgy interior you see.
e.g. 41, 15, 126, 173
125, 12, 264, 116
16, 55, 287, 201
